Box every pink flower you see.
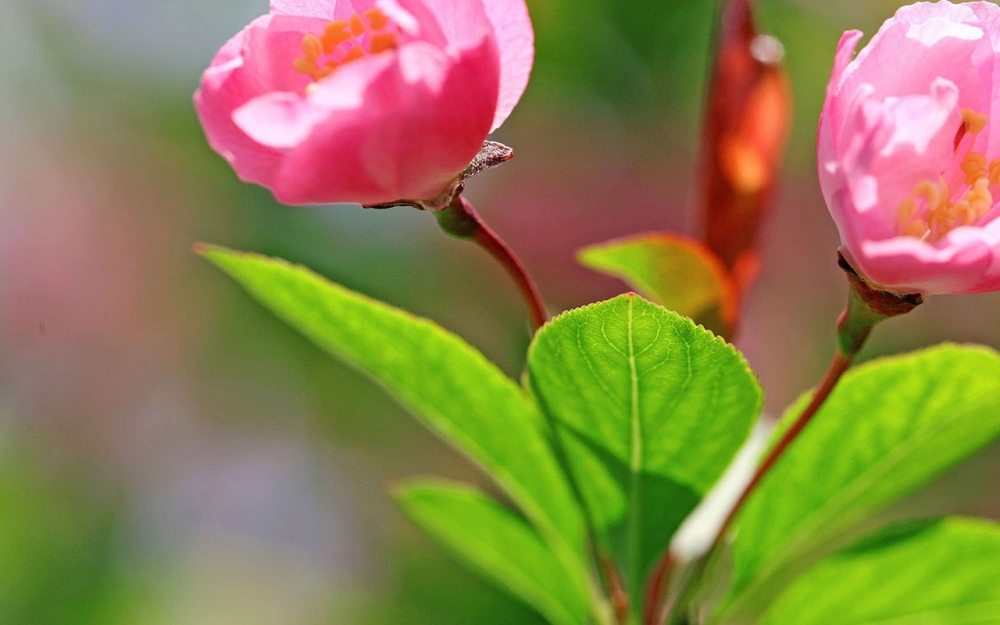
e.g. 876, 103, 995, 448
195, 0, 533, 206
820, 1, 1000, 295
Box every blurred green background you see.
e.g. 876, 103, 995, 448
2, 0, 999, 623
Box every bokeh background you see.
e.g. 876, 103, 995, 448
2, 0, 999, 623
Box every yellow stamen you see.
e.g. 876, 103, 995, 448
961, 152, 988, 186
293, 57, 319, 77
989, 158, 1000, 184
316, 61, 339, 80
914, 179, 945, 211
963, 108, 988, 134
365, 8, 390, 31
295, 12, 397, 89
927, 205, 951, 235
898, 197, 916, 223
902, 219, 929, 238
323, 22, 351, 53
369, 33, 397, 54
900, 110, 997, 240
966, 178, 993, 220
955, 199, 974, 226
343, 46, 365, 63
302, 34, 323, 60
349, 13, 367, 36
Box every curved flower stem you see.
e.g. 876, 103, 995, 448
643, 550, 675, 625
435, 195, 548, 330
713, 349, 853, 547
653, 353, 853, 625
655, 253, 922, 625
647, 353, 850, 625
598, 550, 632, 624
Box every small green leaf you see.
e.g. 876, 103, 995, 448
717, 344, 1000, 623
761, 517, 1000, 625
527, 294, 762, 598
393, 480, 593, 625
198, 246, 586, 568
578, 234, 737, 336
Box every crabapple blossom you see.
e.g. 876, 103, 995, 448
195, 0, 533, 206
820, 1, 1000, 294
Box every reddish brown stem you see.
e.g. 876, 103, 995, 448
714, 350, 853, 545
654, 351, 853, 625
435, 195, 548, 330
599, 552, 632, 624
655, 254, 921, 625
643, 550, 675, 625
472, 220, 548, 330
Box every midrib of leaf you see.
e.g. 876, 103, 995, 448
627, 296, 643, 595
857, 601, 1000, 625
720, 392, 998, 622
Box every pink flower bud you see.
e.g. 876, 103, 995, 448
194, 0, 533, 206
820, 1, 1000, 295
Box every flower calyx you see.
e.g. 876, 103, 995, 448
458, 140, 515, 182
836, 252, 923, 356
362, 141, 515, 212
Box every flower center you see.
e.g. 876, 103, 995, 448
897, 108, 998, 241
292, 9, 397, 85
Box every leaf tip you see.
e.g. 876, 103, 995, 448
192, 241, 232, 261
574, 243, 602, 268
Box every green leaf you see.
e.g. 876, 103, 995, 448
717, 344, 1000, 623
198, 246, 587, 572
578, 234, 737, 336
761, 517, 1000, 625
393, 480, 593, 625
527, 294, 762, 598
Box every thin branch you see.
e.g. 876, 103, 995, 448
435, 195, 547, 330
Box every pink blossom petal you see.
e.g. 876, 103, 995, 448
269, 0, 338, 19
378, 0, 446, 45
481, 0, 534, 131
233, 92, 332, 149
394, 0, 492, 49
858, 233, 992, 294
197, 0, 529, 207
195, 14, 327, 187
837, 80, 962, 267
849, 80, 961, 229
840, 5, 983, 108
965, 2, 1000, 158
393, 0, 533, 131
817, 1, 1000, 295
269, 0, 380, 20
821, 29, 863, 144
878, 79, 960, 158
272, 37, 500, 204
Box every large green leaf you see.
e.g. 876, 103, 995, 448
716, 344, 1000, 623
199, 246, 586, 569
393, 480, 594, 625
578, 234, 737, 337
527, 294, 762, 599
761, 518, 1000, 625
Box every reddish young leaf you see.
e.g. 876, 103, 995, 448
700, 0, 792, 292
